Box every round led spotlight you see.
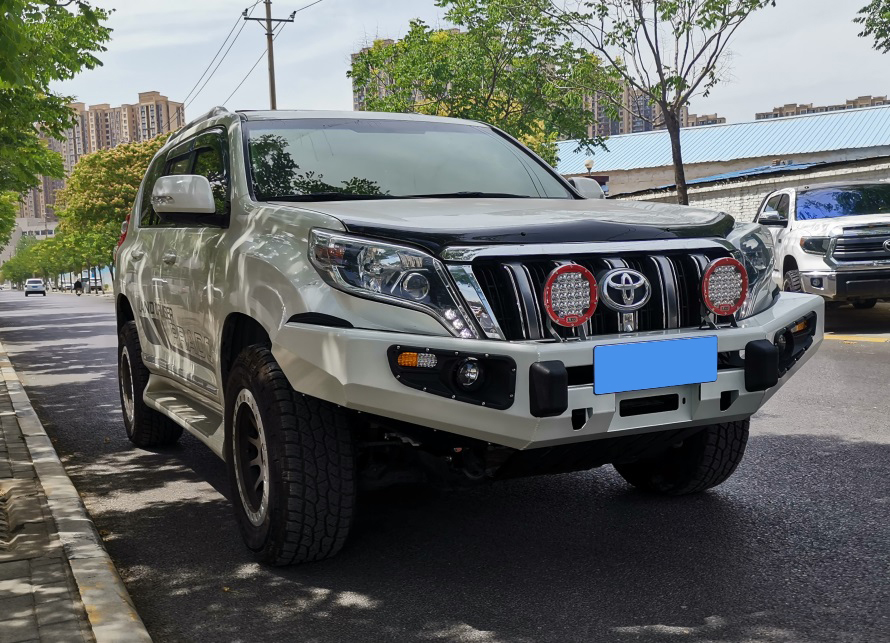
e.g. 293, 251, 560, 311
702, 257, 748, 316
543, 264, 598, 327
455, 358, 483, 390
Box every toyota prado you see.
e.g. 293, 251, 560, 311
114, 108, 823, 565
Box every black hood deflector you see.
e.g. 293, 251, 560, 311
341, 214, 736, 256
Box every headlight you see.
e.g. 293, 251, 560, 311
727, 223, 776, 319
800, 237, 831, 255
309, 229, 479, 338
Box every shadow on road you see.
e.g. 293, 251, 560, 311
0, 296, 885, 642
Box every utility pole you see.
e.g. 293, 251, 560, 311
243, 1, 295, 110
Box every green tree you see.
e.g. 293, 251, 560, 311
0, 192, 18, 252
55, 134, 168, 278
543, 0, 775, 204
348, 0, 611, 165
856, 0, 890, 53
0, 1, 111, 194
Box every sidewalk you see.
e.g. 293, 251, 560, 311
0, 346, 150, 642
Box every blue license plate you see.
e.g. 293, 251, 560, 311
594, 336, 718, 395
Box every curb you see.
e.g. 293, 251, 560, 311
0, 340, 152, 642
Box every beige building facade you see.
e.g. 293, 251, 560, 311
755, 95, 888, 120
586, 87, 725, 138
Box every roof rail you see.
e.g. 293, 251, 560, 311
167, 106, 230, 144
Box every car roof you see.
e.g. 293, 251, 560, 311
237, 109, 488, 127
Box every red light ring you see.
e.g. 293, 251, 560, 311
543, 264, 598, 327
701, 257, 748, 316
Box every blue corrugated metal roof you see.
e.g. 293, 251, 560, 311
669, 162, 822, 188
556, 105, 890, 175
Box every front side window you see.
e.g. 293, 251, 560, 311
138, 153, 167, 227
191, 131, 229, 215
797, 185, 890, 220
244, 118, 573, 201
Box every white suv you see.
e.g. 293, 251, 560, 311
24, 278, 46, 296
756, 182, 890, 308
114, 108, 823, 565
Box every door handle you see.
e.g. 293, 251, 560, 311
162, 252, 177, 265
131, 250, 145, 260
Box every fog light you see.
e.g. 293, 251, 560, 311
455, 358, 483, 390
810, 278, 823, 288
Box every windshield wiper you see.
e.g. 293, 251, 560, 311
261, 192, 397, 202
404, 191, 532, 199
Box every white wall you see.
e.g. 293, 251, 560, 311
615, 157, 890, 222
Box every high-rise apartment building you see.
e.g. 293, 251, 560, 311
13, 92, 184, 229
755, 95, 888, 120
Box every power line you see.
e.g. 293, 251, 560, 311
163, 2, 262, 132
185, 4, 260, 110
221, 21, 288, 106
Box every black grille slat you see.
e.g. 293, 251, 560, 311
472, 248, 730, 341
833, 235, 890, 262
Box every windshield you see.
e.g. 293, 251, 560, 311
796, 185, 890, 220
244, 118, 573, 201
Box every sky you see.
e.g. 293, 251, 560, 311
51, 0, 887, 126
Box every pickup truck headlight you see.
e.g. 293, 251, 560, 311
727, 223, 776, 319
309, 229, 479, 338
800, 237, 831, 255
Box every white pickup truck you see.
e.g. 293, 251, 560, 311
755, 182, 890, 308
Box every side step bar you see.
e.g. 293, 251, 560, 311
143, 375, 225, 457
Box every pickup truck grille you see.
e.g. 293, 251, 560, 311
832, 234, 890, 263
472, 248, 731, 341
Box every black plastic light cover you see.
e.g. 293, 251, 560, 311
744, 339, 779, 392
387, 346, 516, 409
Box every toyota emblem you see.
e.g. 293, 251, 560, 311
599, 269, 651, 313
883, 239, 890, 253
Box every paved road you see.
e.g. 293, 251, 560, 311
0, 291, 886, 643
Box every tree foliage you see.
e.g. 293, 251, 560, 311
0, 192, 18, 251
856, 0, 890, 53
0, 1, 111, 194
348, 0, 611, 165
544, 0, 775, 203
54, 134, 168, 272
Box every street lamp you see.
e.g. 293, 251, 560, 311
584, 159, 594, 175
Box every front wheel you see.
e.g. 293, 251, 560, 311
852, 299, 877, 310
783, 270, 803, 293
613, 420, 749, 495
225, 345, 356, 565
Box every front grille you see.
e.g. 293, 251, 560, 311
473, 248, 730, 341
832, 234, 890, 263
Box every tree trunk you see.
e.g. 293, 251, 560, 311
107, 263, 114, 280
665, 111, 689, 206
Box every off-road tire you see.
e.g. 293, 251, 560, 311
783, 270, 803, 293
225, 345, 355, 565
852, 299, 877, 310
613, 420, 749, 496
117, 321, 183, 448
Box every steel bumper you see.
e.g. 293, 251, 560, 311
273, 293, 824, 450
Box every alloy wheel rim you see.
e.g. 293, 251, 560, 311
233, 388, 270, 527
120, 347, 135, 426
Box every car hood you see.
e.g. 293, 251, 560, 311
794, 213, 890, 236
285, 198, 735, 255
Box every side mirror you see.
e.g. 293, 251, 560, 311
758, 211, 787, 227
152, 175, 216, 214
568, 176, 606, 199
